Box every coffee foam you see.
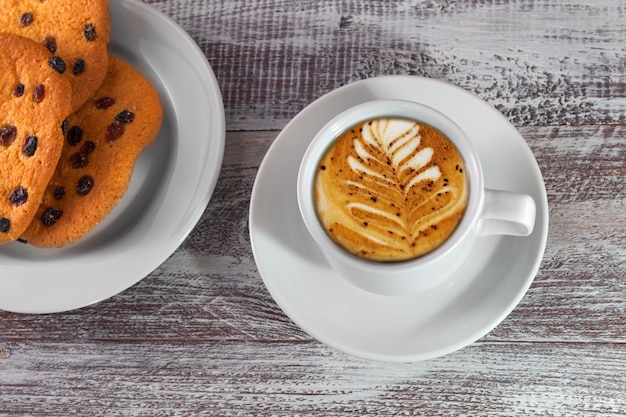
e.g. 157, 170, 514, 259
314, 117, 468, 262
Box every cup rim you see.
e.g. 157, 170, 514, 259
297, 99, 484, 272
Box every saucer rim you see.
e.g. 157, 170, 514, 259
250, 75, 548, 362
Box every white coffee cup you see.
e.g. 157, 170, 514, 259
297, 99, 536, 295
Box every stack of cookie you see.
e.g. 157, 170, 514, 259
0, 0, 163, 248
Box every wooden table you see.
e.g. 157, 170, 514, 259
2, 0, 626, 415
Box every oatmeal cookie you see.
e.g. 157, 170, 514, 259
0, 0, 111, 112
21, 55, 163, 247
0, 33, 73, 245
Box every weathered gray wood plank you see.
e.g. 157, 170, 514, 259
487, 125, 626, 342
1, 340, 626, 416
146, 0, 626, 129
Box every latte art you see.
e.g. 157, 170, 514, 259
314, 117, 468, 261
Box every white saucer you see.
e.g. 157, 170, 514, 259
0, 0, 225, 314
249, 75, 548, 362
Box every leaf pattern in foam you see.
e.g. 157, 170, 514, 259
334, 118, 467, 257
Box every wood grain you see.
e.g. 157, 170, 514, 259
150, 0, 626, 129
2, 0, 626, 415
1, 341, 626, 416
488, 125, 626, 342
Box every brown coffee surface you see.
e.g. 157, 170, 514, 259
314, 117, 468, 262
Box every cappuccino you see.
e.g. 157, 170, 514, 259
314, 117, 468, 262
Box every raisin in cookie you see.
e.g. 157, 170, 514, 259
0, 33, 73, 246
0, 0, 111, 112
22, 55, 163, 248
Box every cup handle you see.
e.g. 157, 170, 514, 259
477, 189, 536, 237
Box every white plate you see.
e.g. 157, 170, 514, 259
249, 75, 548, 362
0, 0, 225, 314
